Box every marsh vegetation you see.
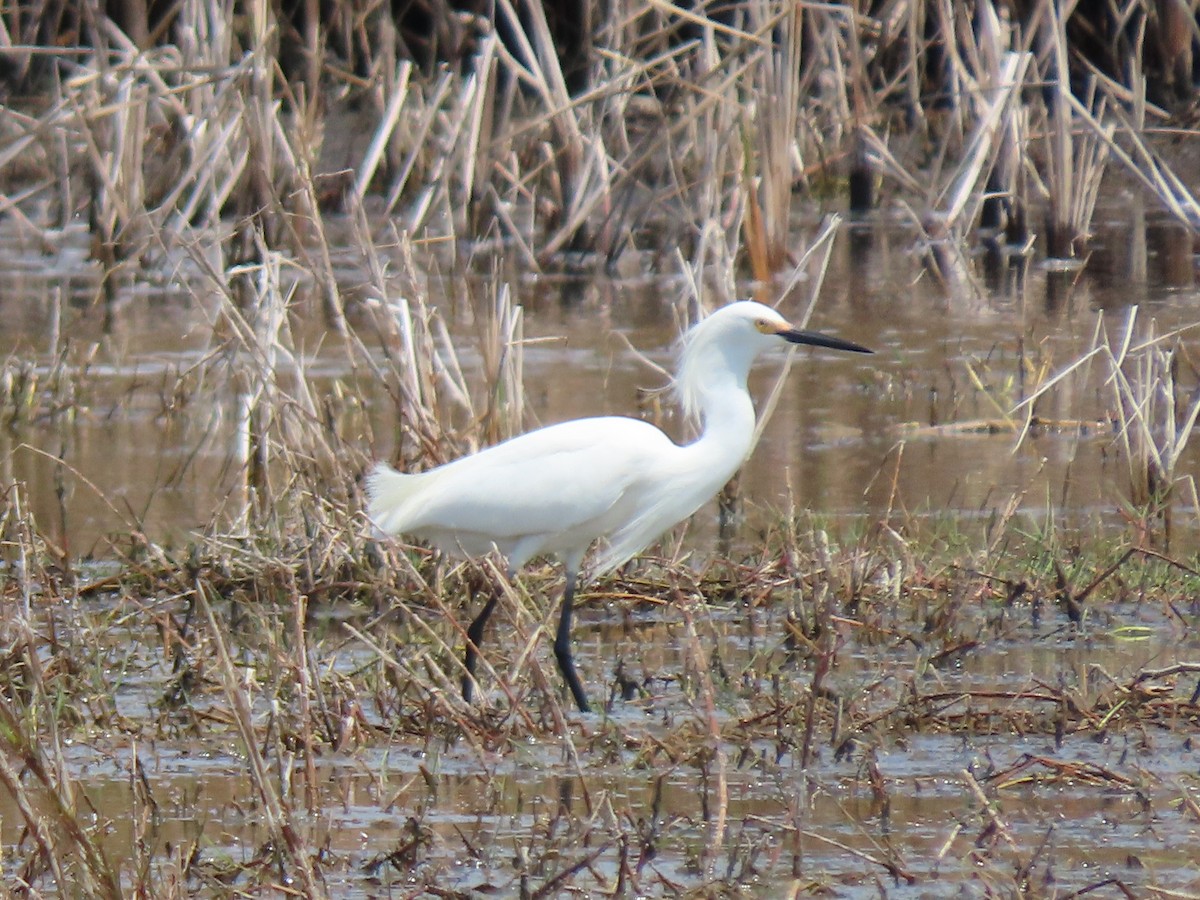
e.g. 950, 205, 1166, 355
1, 0, 1199, 895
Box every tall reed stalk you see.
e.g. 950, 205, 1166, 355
1015, 310, 1200, 550
741, 0, 802, 280
1103, 313, 1200, 550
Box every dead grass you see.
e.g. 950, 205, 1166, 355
0, 1, 1198, 894
6, 0, 1197, 280
1, 472, 1198, 894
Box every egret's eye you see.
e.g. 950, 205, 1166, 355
754, 319, 776, 334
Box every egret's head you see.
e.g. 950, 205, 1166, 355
675, 300, 872, 422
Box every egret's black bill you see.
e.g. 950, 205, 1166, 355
782, 328, 873, 355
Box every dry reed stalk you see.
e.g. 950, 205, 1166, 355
14, 18, 292, 291
1037, 0, 1089, 258
1101, 312, 1200, 549
478, 282, 526, 444
274, 94, 347, 332
570, 23, 730, 259
224, 245, 290, 531
750, 215, 841, 453
741, 0, 801, 279
665, 27, 756, 304
934, 52, 1030, 236
873, 4, 985, 250
803, 5, 851, 154
907, 0, 1042, 251
0, 714, 75, 892
67, 57, 149, 288
974, 0, 1022, 236
53, 21, 268, 271
463, 33, 501, 230
338, 204, 533, 467
0, 494, 123, 896
492, 6, 704, 263
1013, 308, 1200, 548
360, 59, 413, 204
194, 578, 328, 898
843, 4, 879, 217
1027, 70, 1112, 263
678, 594, 728, 875
372, 287, 479, 464
292, 589, 320, 811
899, 0, 927, 133
392, 71, 460, 232
1064, 85, 1200, 229
492, 0, 601, 258
149, 207, 361, 556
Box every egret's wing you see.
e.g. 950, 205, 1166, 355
592, 462, 721, 574
399, 417, 673, 541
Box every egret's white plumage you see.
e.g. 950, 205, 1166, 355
368, 300, 871, 711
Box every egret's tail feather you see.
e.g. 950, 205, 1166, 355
366, 462, 425, 535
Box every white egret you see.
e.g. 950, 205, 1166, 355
367, 300, 872, 712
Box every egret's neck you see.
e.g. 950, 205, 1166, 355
674, 322, 766, 490
683, 369, 757, 479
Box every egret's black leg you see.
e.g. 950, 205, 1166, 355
462, 573, 505, 703
553, 572, 591, 713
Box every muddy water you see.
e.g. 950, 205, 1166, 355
2, 208, 1198, 556
8, 592, 1198, 895
2, 207, 1199, 894
32, 730, 1199, 894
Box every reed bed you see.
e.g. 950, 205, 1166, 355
4, 0, 1197, 277
1, 477, 1199, 894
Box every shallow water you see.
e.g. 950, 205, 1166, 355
9, 608, 1199, 896
1, 204, 1199, 895
2, 205, 1197, 557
